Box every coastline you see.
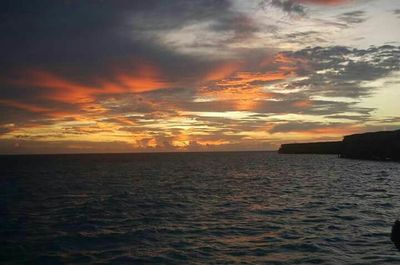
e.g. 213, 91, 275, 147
279, 129, 400, 162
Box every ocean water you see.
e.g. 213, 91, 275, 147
1, 151, 400, 264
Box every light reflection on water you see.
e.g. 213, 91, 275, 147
1, 152, 400, 264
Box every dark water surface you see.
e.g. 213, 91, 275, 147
1, 152, 400, 264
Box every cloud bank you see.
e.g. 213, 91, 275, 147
0, 0, 399, 153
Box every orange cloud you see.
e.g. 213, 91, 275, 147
197, 56, 298, 111
199, 71, 282, 111
215, 71, 288, 88
116, 64, 169, 93
198, 86, 272, 111
8, 70, 94, 103
0, 100, 84, 124
261, 53, 310, 75
283, 124, 360, 136
200, 86, 269, 100
113, 116, 136, 126
261, 53, 292, 67
197, 53, 304, 111
234, 99, 262, 111
195, 139, 230, 146
204, 61, 242, 81
6, 64, 170, 105
293, 100, 312, 108
306, 125, 361, 136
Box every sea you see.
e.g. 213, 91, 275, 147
1, 151, 400, 264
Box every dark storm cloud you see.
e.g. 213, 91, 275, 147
1, 0, 287, 123
208, 13, 260, 42
0, 0, 233, 78
0, 0, 141, 66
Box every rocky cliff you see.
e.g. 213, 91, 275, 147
278, 129, 400, 161
278, 141, 342, 154
341, 130, 400, 161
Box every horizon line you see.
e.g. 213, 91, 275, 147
0, 149, 280, 156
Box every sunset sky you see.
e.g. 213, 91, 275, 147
0, 0, 399, 154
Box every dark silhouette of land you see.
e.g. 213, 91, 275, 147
279, 129, 400, 161
391, 220, 400, 251
278, 141, 342, 155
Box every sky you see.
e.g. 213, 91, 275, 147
0, 0, 399, 154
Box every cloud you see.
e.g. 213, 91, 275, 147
324, 114, 370, 121
394, 9, 400, 19
0, 0, 235, 72
0, 44, 398, 149
281, 45, 400, 99
0, 99, 53, 113
0, 1, 399, 153
269, 0, 305, 15
267, 0, 349, 15
295, 0, 349, 5
337, 10, 366, 25
269, 121, 358, 134
284, 31, 326, 44
2, 63, 174, 109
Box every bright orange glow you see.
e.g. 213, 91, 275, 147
235, 100, 260, 111
204, 61, 242, 81
80, 104, 108, 114
200, 86, 272, 100
308, 126, 361, 135
113, 116, 136, 126
193, 56, 295, 112
198, 86, 270, 111
6, 65, 170, 105
116, 64, 168, 93
197, 60, 297, 111
215, 71, 288, 87
12, 70, 95, 103
196, 139, 230, 146
293, 100, 312, 108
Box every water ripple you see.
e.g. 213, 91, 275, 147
1, 152, 400, 264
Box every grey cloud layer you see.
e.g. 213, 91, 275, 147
282, 45, 400, 99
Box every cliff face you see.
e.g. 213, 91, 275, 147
278, 141, 342, 154
341, 130, 400, 161
278, 129, 400, 161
